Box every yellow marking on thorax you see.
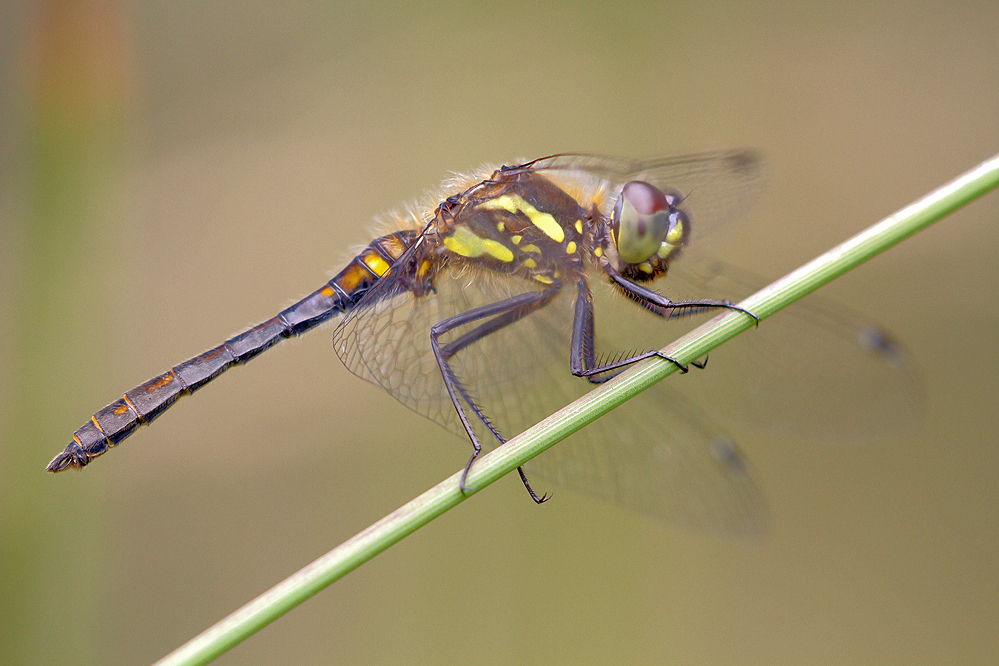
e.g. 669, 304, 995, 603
520, 244, 542, 254
533, 275, 554, 284
565, 241, 577, 254
362, 252, 392, 276
594, 247, 603, 257
511, 235, 522, 244
574, 219, 583, 234
480, 194, 565, 242
522, 258, 537, 269
443, 225, 514, 262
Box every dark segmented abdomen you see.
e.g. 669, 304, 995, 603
47, 230, 419, 472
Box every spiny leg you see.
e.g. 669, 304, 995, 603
605, 263, 759, 323
569, 278, 690, 382
569, 276, 754, 383
431, 286, 561, 502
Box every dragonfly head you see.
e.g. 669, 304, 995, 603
610, 181, 690, 269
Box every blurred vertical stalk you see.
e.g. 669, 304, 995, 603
1, 2, 129, 664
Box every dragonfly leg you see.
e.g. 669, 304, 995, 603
517, 466, 550, 503
431, 285, 561, 502
604, 262, 759, 323
569, 278, 714, 383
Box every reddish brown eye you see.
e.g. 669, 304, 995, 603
612, 181, 672, 264
622, 181, 670, 215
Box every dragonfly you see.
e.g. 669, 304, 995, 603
47, 152, 920, 534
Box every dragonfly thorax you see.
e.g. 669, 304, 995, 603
435, 172, 592, 287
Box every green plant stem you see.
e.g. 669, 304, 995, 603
153, 151, 999, 666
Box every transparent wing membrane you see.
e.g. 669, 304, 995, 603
528, 151, 766, 257
636, 261, 924, 440
330, 153, 920, 533
58, 151, 921, 536
526, 390, 767, 535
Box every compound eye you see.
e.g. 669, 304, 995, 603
611, 181, 672, 264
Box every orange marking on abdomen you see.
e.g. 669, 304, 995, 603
335, 264, 369, 293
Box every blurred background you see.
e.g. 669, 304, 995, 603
2, 1, 997, 664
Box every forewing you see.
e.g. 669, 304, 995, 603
331, 153, 916, 535
587, 259, 924, 441
530, 154, 920, 439
528, 151, 766, 258
333, 254, 580, 446
332, 235, 771, 535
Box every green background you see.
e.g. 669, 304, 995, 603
2, 1, 997, 664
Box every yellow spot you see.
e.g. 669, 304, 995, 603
657, 243, 679, 260
666, 220, 684, 244
497, 221, 505, 232
511, 235, 522, 244
443, 237, 468, 256
534, 275, 554, 284
443, 225, 514, 262
362, 252, 392, 276
484, 243, 514, 262
574, 220, 583, 234
565, 241, 577, 254
594, 247, 603, 257
522, 258, 537, 269
639, 262, 653, 274
417, 259, 432, 278
480, 194, 564, 242
520, 244, 542, 254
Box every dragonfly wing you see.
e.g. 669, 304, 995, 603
333, 254, 581, 446
593, 259, 924, 441
527, 151, 766, 257
330, 154, 916, 535
526, 386, 768, 535
333, 248, 770, 534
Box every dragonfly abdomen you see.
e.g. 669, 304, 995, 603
47, 230, 419, 472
